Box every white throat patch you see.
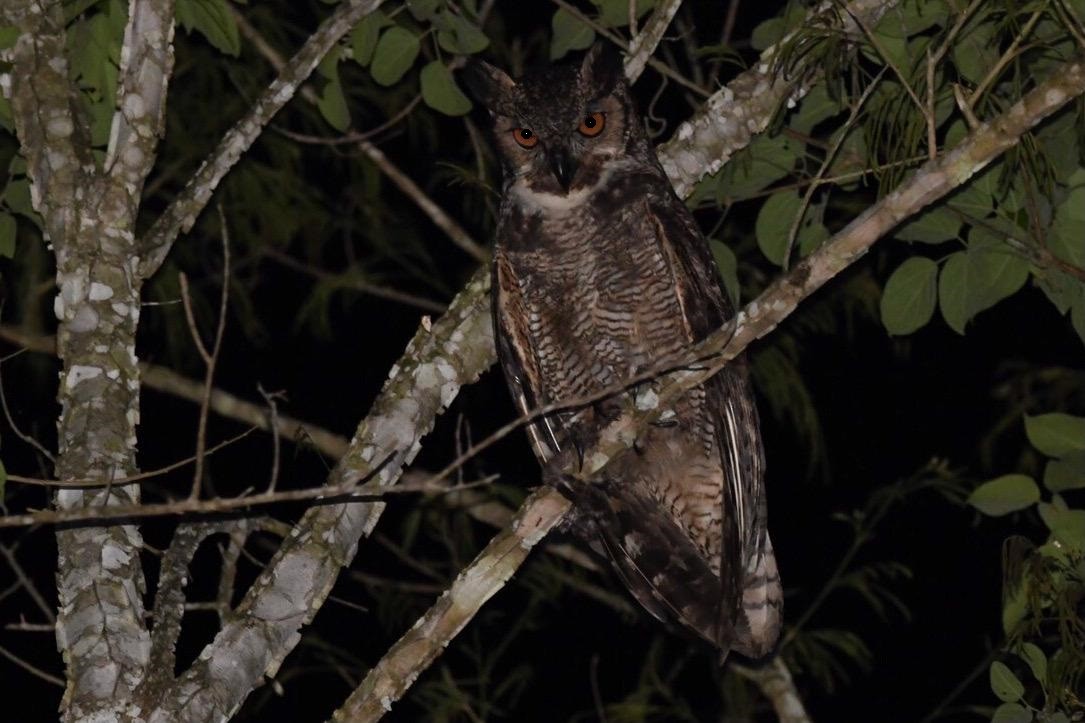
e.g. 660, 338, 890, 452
510, 158, 633, 215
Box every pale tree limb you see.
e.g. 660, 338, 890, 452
331, 487, 572, 722
133, 2, 904, 718
658, 0, 899, 198
624, 0, 684, 82
138, 0, 389, 280
7, 0, 175, 716
736, 658, 812, 723
330, 50, 1085, 722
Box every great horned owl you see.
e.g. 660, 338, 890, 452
465, 45, 782, 658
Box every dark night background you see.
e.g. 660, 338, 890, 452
1, 0, 1083, 720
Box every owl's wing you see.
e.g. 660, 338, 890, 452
648, 192, 783, 656
581, 192, 780, 655
493, 251, 564, 463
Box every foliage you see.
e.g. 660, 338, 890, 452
969, 412, 1085, 721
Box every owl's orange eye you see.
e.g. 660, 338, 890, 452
512, 128, 538, 149
578, 112, 606, 137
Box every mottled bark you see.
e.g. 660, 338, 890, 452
8, 0, 174, 718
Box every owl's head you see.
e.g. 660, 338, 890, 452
464, 44, 648, 200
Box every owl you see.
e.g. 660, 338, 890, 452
464, 44, 782, 658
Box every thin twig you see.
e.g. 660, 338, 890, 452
357, 140, 490, 263
0, 351, 55, 463
0, 643, 64, 688
6, 429, 257, 488
844, 3, 933, 156
966, 5, 1044, 108
783, 66, 887, 268
190, 210, 231, 500
0, 543, 56, 623
261, 246, 446, 313
550, 0, 710, 97
257, 384, 283, 493
0, 474, 497, 529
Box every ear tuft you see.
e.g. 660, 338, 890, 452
579, 42, 624, 93
461, 59, 516, 109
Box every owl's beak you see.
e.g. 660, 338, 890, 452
547, 147, 577, 192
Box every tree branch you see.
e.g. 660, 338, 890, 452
138, 0, 389, 280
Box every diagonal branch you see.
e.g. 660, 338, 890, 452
331, 50, 1085, 721
138, 0, 388, 280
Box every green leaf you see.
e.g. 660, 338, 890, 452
895, 207, 961, 243
989, 661, 1025, 703
797, 221, 829, 257
370, 27, 420, 86
0, 26, 19, 50
709, 239, 739, 307
0, 459, 6, 500
1017, 643, 1047, 685
420, 61, 472, 116
750, 3, 806, 51
3, 178, 41, 228
1050, 186, 1085, 268
1073, 290, 1085, 348
176, 0, 241, 56
0, 212, 15, 258
756, 191, 802, 266
351, 10, 390, 67
967, 228, 1029, 313
1043, 451, 1085, 492
318, 76, 350, 132
953, 16, 997, 85
880, 257, 938, 335
435, 12, 489, 55
789, 85, 841, 135
719, 134, 800, 199
594, 0, 657, 28
991, 702, 1032, 723
968, 474, 1040, 516
0, 94, 12, 133
1038, 505, 1085, 550
939, 252, 969, 334
550, 8, 594, 60
875, 0, 949, 38
406, 0, 441, 21
1024, 413, 1085, 457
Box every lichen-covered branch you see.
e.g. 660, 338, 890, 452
143, 269, 494, 721
330, 487, 572, 722
7, 0, 176, 716
105, 0, 176, 200
737, 658, 812, 723
658, 0, 899, 197
138, 0, 388, 280
623, 0, 683, 82
328, 50, 1085, 723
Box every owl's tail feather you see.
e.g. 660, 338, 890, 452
732, 532, 783, 659
573, 478, 737, 650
